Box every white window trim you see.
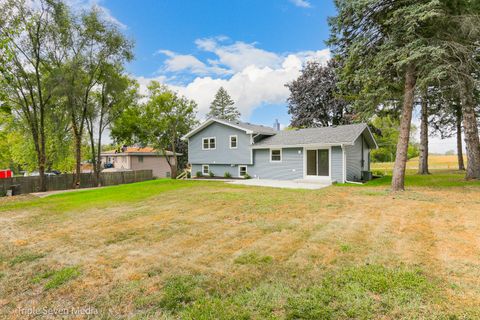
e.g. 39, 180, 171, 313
229, 135, 238, 149
270, 148, 282, 162
202, 164, 209, 175
302, 146, 332, 179
238, 165, 247, 177
202, 137, 216, 150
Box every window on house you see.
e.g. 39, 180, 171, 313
202, 165, 209, 175
239, 165, 247, 177
270, 149, 282, 162
202, 137, 216, 150
209, 138, 216, 149
230, 135, 238, 149
138, 156, 144, 163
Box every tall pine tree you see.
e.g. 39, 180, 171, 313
207, 87, 240, 121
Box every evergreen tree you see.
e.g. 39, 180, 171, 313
329, 0, 480, 190
207, 87, 240, 121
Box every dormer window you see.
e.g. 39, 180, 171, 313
202, 137, 216, 150
229, 135, 238, 149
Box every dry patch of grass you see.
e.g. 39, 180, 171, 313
372, 154, 463, 172
1, 179, 480, 318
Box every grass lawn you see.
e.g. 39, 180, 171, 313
1, 172, 480, 319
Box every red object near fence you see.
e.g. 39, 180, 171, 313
0, 170, 12, 179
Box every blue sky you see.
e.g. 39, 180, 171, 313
89, 0, 336, 127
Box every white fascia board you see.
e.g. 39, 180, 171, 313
251, 142, 354, 149
182, 118, 254, 140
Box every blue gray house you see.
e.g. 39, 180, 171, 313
183, 118, 377, 183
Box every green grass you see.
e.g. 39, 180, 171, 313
234, 252, 273, 265
159, 275, 205, 311
9, 252, 45, 266
285, 264, 435, 319
365, 171, 480, 188
0, 179, 207, 213
136, 265, 439, 319
33, 266, 81, 290
337, 170, 480, 188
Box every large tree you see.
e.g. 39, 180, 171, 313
207, 87, 240, 121
417, 93, 430, 175
428, 87, 468, 171
286, 59, 352, 127
56, 8, 133, 188
329, 0, 480, 190
85, 64, 137, 186
0, 0, 69, 191
111, 82, 198, 178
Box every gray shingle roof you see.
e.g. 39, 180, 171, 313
218, 118, 277, 135
252, 123, 373, 147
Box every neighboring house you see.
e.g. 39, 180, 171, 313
183, 118, 377, 183
100, 147, 177, 178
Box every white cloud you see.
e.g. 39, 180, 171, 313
289, 0, 312, 8
143, 38, 330, 120
64, 0, 127, 29
195, 38, 283, 72
156, 50, 231, 75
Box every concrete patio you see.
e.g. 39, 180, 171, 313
226, 178, 331, 190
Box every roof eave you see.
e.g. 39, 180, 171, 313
251, 142, 354, 149
182, 118, 256, 140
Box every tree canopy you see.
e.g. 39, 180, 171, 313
287, 59, 353, 127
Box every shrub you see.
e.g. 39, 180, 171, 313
209, 171, 215, 178
196, 171, 202, 178
187, 171, 191, 178
224, 172, 232, 178
371, 170, 384, 177
244, 173, 251, 179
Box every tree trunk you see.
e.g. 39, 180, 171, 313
391, 65, 416, 191
460, 82, 480, 179
36, 146, 47, 192
455, 106, 465, 171
73, 127, 82, 189
418, 94, 429, 174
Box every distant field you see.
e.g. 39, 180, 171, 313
372, 154, 463, 173
1, 178, 480, 319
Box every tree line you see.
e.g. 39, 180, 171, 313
0, 0, 200, 191
2, 0, 479, 193
287, 0, 480, 191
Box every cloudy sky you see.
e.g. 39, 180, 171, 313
74, 0, 457, 153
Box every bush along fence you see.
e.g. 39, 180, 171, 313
0, 170, 153, 196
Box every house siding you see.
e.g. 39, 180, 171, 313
249, 148, 304, 180
192, 164, 249, 178
130, 155, 173, 178
188, 122, 252, 165
331, 146, 344, 183
345, 135, 370, 181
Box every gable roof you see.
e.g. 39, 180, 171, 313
252, 123, 378, 149
182, 118, 277, 139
